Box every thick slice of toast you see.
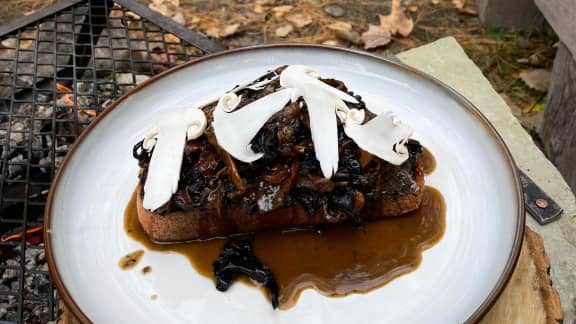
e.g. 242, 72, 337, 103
135, 157, 424, 242
133, 68, 425, 242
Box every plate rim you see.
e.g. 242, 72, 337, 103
43, 43, 525, 323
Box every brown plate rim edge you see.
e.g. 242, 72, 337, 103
43, 43, 525, 324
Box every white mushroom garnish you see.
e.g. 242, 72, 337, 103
213, 89, 293, 163
280, 65, 360, 178
343, 111, 413, 165
142, 107, 207, 211
212, 65, 414, 177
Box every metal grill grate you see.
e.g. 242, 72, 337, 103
0, 1, 223, 322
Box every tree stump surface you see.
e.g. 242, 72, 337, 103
542, 42, 576, 193
476, 0, 544, 29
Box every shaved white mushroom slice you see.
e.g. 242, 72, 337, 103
213, 89, 293, 163
279, 65, 361, 178
280, 65, 359, 104
142, 107, 207, 211
246, 76, 278, 91
344, 112, 414, 166
301, 87, 340, 178
336, 105, 365, 125
142, 128, 158, 151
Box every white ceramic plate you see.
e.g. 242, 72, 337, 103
45, 45, 524, 323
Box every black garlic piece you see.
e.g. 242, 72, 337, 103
212, 240, 279, 309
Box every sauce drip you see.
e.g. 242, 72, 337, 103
123, 147, 442, 308
141, 266, 152, 275
123, 187, 445, 309
422, 146, 436, 174
119, 250, 144, 270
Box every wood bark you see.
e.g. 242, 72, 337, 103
535, 0, 576, 59
476, 0, 544, 29
542, 43, 576, 193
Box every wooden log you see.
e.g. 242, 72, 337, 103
535, 0, 576, 59
476, 0, 544, 29
542, 42, 576, 193
481, 227, 563, 323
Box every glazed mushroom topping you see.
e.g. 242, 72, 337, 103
139, 65, 414, 212
213, 65, 413, 178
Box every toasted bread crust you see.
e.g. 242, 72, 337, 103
135, 167, 424, 242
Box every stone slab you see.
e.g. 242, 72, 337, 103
398, 37, 576, 323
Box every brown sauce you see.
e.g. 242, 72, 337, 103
141, 266, 152, 275
123, 186, 445, 309
119, 250, 144, 270
422, 146, 436, 174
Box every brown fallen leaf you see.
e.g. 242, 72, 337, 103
149, 0, 181, 18
171, 11, 186, 25
149, 0, 187, 26
519, 69, 551, 92
187, 16, 200, 25
452, 0, 466, 9
378, 0, 414, 37
275, 24, 294, 38
323, 39, 344, 46
327, 21, 352, 31
361, 25, 392, 50
327, 22, 361, 44
206, 24, 240, 38
272, 5, 293, 18
254, 4, 264, 14
528, 53, 546, 67
459, 6, 478, 16
285, 13, 312, 28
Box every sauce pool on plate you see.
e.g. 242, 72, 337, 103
122, 148, 445, 309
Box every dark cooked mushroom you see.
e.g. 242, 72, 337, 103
213, 240, 279, 309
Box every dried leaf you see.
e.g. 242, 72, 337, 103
275, 24, 294, 37
327, 21, 352, 32
285, 13, 312, 28
519, 69, 551, 92
327, 22, 361, 44
172, 11, 186, 25
408, 5, 418, 12
528, 53, 546, 67
532, 102, 545, 113
149, 0, 180, 18
206, 24, 240, 38
361, 25, 391, 49
149, 0, 186, 25
431, 0, 440, 4
452, 0, 465, 9
272, 5, 293, 18
222, 24, 240, 37
254, 4, 264, 14
322, 40, 343, 46
188, 16, 200, 25
378, 0, 414, 37
460, 6, 478, 16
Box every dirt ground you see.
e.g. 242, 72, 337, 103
0, 0, 557, 140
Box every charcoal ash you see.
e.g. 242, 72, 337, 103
0, 244, 51, 322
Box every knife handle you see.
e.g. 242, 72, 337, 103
519, 170, 563, 225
